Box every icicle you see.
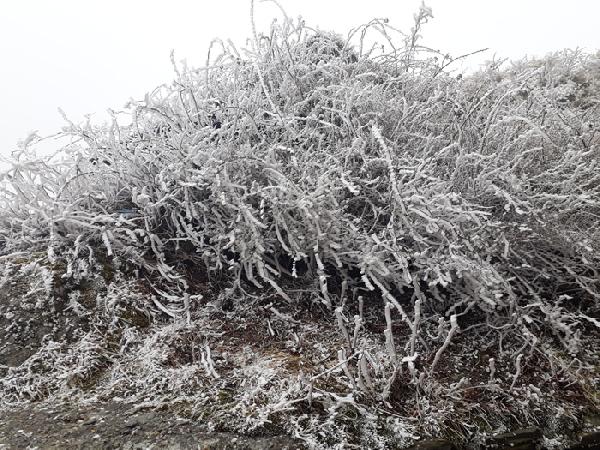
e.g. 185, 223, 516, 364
510, 354, 523, 390
488, 358, 496, 382
335, 306, 351, 349
337, 348, 357, 390
431, 314, 459, 373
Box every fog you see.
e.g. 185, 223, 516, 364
1, 0, 598, 159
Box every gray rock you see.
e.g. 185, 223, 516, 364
408, 439, 457, 450
569, 431, 600, 450
486, 427, 542, 449
0, 403, 306, 449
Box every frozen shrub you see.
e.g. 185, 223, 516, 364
0, 3, 598, 445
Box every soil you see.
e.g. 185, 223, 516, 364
0, 256, 598, 449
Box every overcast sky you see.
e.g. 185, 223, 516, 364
1, 0, 599, 160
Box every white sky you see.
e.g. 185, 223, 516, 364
1, 0, 599, 159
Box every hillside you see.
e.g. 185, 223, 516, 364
0, 6, 599, 449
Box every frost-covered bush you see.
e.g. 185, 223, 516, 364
0, 3, 598, 444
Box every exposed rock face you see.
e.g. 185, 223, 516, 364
0, 255, 138, 375
0, 257, 89, 370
